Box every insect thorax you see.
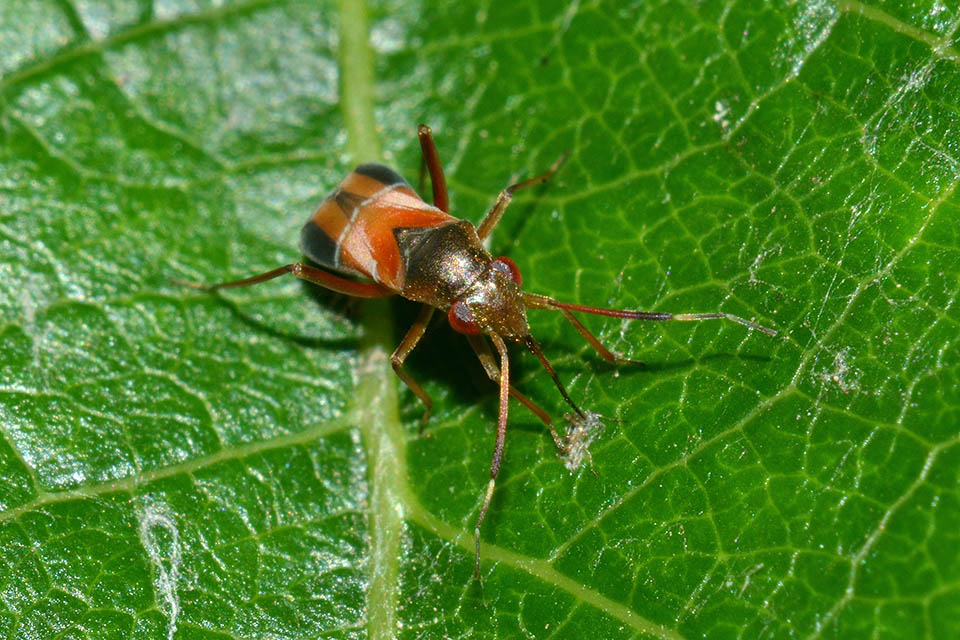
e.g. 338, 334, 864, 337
394, 219, 491, 307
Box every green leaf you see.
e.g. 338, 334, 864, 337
1, 1, 957, 638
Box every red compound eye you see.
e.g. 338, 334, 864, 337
491, 256, 522, 285
448, 301, 481, 334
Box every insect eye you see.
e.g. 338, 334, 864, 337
448, 301, 481, 335
491, 256, 522, 285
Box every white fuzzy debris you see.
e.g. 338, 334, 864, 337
138, 502, 182, 640
560, 411, 604, 472
818, 347, 860, 394
713, 100, 731, 133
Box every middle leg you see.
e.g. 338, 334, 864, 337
391, 304, 436, 429
180, 263, 394, 298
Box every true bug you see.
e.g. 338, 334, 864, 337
186, 125, 777, 577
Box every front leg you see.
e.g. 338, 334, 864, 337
465, 334, 564, 450
476, 153, 568, 241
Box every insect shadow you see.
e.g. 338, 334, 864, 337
196, 280, 362, 351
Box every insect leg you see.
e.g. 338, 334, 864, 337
476, 152, 568, 241
465, 334, 563, 448
474, 332, 511, 578
180, 263, 394, 298
391, 304, 436, 430
418, 124, 449, 212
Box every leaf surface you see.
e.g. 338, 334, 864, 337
0, 1, 957, 639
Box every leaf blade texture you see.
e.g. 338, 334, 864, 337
0, 1, 957, 638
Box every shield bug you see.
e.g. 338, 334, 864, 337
185, 125, 777, 577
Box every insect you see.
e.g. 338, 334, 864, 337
186, 125, 777, 577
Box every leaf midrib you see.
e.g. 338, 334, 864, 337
334, 3, 688, 639
335, 0, 404, 637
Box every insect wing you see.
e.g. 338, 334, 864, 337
300, 163, 454, 290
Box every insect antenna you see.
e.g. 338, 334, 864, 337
523, 336, 587, 419
524, 292, 778, 337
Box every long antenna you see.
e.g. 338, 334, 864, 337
524, 293, 777, 337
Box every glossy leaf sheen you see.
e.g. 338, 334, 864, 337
1, 1, 958, 639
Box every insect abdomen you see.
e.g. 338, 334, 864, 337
300, 163, 453, 291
